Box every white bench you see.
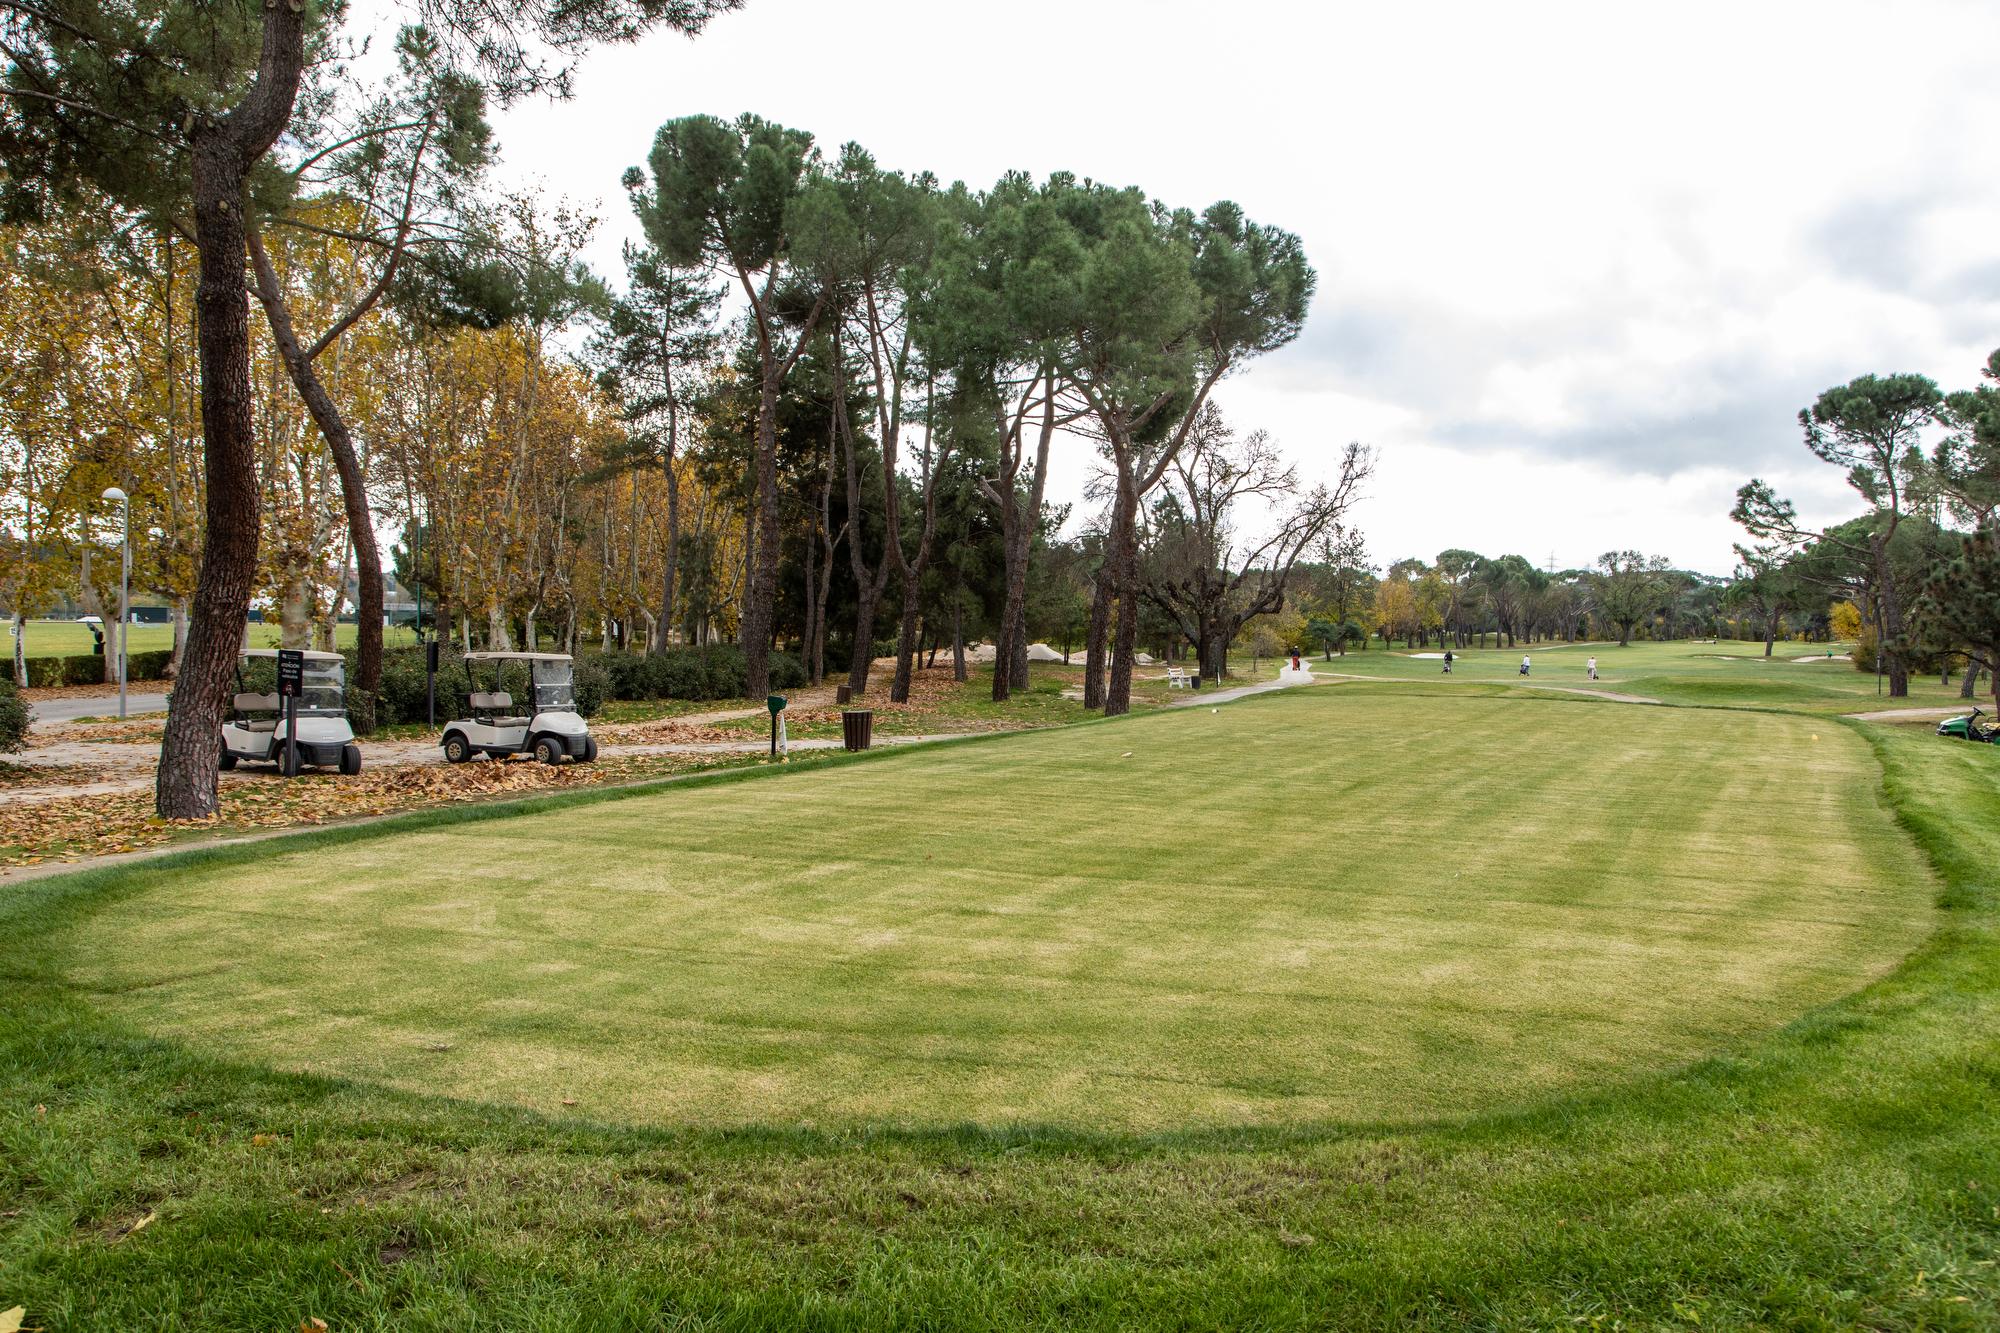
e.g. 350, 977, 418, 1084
1166, 666, 1190, 690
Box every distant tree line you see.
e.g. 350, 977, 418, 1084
1735, 356, 2000, 703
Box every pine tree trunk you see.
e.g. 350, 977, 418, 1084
1083, 484, 1127, 711
155, 12, 307, 819
993, 570, 1025, 702
891, 571, 921, 702
993, 393, 1052, 700
991, 492, 1023, 702
952, 599, 967, 682
811, 529, 835, 687
801, 504, 818, 683
1105, 472, 1141, 717
654, 442, 679, 655
847, 588, 883, 698
1083, 567, 1112, 710
1874, 535, 1910, 698
739, 369, 782, 700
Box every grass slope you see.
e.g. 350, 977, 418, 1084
61, 688, 1929, 1132
0, 668, 1994, 1328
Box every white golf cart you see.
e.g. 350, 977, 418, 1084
221, 649, 362, 776
441, 651, 597, 765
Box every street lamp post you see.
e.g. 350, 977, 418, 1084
101, 486, 129, 719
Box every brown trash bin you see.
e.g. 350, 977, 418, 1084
841, 709, 874, 751
835, 684, 852, 704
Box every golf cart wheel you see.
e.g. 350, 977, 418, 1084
582, 736, 599, 763
278, 747, 302, 778
442, 733, 472, 764
534, 735, 565, 766
339, 743, 362, 776
219, 747, 237, 772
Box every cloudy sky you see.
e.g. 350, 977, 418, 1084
471, 0, 1998, 575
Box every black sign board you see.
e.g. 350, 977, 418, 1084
276, 648, 306, 700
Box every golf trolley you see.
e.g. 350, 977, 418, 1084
440, 652, 597, 765
220, 649, 362, 776
1937, 707, 1998, 744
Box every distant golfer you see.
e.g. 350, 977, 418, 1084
1519, 654, 1531, 676
1442, 649, 1454, 674
1587, 655, 1598, 681
1290, 650, 1301, 672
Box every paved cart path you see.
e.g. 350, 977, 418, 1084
28, 691, 170, 725
1167, 674, 1314, 707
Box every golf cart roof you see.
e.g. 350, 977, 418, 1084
240, 648, 343, 663
464, 652, 573, 663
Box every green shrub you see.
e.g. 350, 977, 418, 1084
61, 653, 107, 686
20, 647, 174, 685
127, 648, 174, 681
571, 656, 608, 718
577, 645, 796, 704
363, 646, 607, 727
0, 676, 27, 753
694, 645, 747, 698
366, 646, 468, 729
769, 651, 805, 691
652, 652, 707, 699
592, 652, 649, 701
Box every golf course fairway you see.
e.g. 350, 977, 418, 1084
63, 685, 1933, 1131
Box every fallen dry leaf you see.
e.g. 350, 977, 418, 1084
110, 1210, 155, 1242
1, 751, 722, 870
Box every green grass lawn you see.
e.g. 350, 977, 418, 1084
13, 619, 421, 661
2, 654, 1997, 1328
63, 688, 1930, 1131
1314, 637, 1982, 713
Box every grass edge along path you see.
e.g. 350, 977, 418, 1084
0, 698, 1993, 1327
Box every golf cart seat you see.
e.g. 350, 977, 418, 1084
469, 691, 529, 727
233, 692, 280, 731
